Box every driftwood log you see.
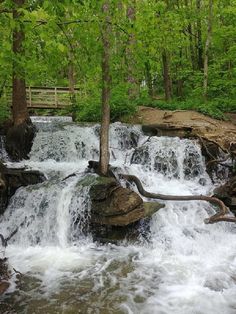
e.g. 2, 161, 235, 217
120, 174, 236, 224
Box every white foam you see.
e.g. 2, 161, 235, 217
1, 120, 235, 313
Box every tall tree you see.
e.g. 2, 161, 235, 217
203, 0, 213, 100
126, 0, 138, 99
162, 50, 172, 101
196, 0, 204, 70
99, 1, 111, 176
12, 0, 29, 126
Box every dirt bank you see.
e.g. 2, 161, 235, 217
127, 106, 236, 153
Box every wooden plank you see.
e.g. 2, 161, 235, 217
6, 86, 77, 109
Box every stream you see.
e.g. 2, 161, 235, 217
1, 118, 236, 314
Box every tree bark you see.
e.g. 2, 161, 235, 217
196, 0, 204, 71
99, 2, 111, 176
162, 50, 172, 101
120, 174, 236, 224
68, 53, 76, 121
12, 0, 29, 126
145, 61, 154, 98
203, 0, 213, 101
126, 0, 138, 99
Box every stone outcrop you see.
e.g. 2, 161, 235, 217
142, 124, 193, 138
0, 161, 45, 215
89, 176, 164, 227
128, 106, 236, 153
214, 177, 236, 213
0, 258, 11, 296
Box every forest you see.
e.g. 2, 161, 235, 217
0, 0, 236, 123
1, 1, 236, 312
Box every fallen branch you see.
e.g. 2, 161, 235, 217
119, 174, 236, 224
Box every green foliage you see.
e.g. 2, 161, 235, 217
0, 99, 10, 123
0, 0, 236, 123
75, 83, 137, 122
141, 96, 232, 120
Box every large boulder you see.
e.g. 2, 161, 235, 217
89, 176, 164, 227
142, 124, 192, 138
213, 176, 236, 213
0, 161, 45, 215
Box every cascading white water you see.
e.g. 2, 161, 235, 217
1, 118, 236, 314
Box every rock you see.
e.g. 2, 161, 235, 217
88, 160, 117, 178
91, 186, 143, 217
90, 176, 143, 218
6, 119, 36, 161
91, 204, 144, 226
91, 202, 164, 243
143, 202, 165, 217
89, 176, 118, 202
214, 176, 236, 213
0, 161, 45, 215
90, 176, 164, 227
142, 124, 192, 138
0, 281, 10, 295
92, 202, 164, 227
0, 258, 11, 296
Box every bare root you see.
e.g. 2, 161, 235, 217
119, 174, 236, 224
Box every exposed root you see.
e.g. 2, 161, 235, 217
119, 174, 236, 224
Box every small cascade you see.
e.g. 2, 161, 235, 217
1, 118, 236, 314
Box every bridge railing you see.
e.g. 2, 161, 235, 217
3, 86, 80, 109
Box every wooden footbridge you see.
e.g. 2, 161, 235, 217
4, 86, 79, 109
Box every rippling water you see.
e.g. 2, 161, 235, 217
1, 118, 236, 314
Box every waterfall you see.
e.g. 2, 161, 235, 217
1, 118, 236, 314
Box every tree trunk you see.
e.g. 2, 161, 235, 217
196, 0, 204, 71
126, 0, 138, 99
99, 2, 111, 176
162, 50, 172, 101
145, 61, 154, 98
203, 0, 213, 101
6, 0, 35, 161
68, 53, 76, 121
12, 0, 28, 126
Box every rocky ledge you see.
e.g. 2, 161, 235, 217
0, 161, 45, 215
89, 176, 164, 227
214, 176, 236, 214
88, 175, 164, 243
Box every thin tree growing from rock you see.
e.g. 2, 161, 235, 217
99, 1, 112, 176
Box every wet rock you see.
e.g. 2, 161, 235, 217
89, 176, 118, 202
90, 176, 143, 219
91, 202, 164, 243
143, 202, 165, 217
0, 281, 10, 295
131, 146, 150, 166
90, 176, 164, 226
6, 119, 36, 161
88, 160, 116, 178
142, 124, 192, 138
0, 258, 11, 295
91, 204, 144, 226
0, 161, 45, 215
213, 176, 236, 213
154, 153, 179, 178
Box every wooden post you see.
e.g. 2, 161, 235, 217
54, 87, 57, 108
28, 86, 32, 107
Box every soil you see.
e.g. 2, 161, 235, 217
127, 106, 236, 152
